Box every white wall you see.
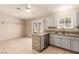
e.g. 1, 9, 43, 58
0, 12, 26, 41
26, 20, 32, 37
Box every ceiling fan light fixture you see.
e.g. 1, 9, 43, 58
25, 4, 32, 12
27, 4, 31, 9
25, 9, 31, 12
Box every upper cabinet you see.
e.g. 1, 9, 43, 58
76, 12, 79, 28
44, 16, 56, 30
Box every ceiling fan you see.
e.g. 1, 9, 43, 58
16, 4, 32, 12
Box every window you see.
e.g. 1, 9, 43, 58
32, 21, 43, 34
65, 18, 71, 28
58, 17, 72, 29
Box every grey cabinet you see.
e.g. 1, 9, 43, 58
53, 35, 61, 46
70, 37, 79, 52
44, 34, 49, 48
61, 36, 70, 49
76, 13, 79, 27
49, 34, 61, 47
50, 34, 70, 49
49, 33, 79, 52
45, 16, 55, 29
49, 33, 54, 45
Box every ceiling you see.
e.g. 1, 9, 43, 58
0, 4, 79, 20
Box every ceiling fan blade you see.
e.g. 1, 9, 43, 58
16, 7, 21, 10
16, 4, 33, 12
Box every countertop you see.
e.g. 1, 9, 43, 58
56, 33, 79, 37
45, 29, 79, 37
32, 32, 48, 36
45, 29, 79, 34
32, 29, 79, 37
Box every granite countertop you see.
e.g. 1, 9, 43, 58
32, 32, 48, 36
45, 29, 79, 33
45, 29, 79, 37
57, 33, 79, 37
32, 29, 79, 37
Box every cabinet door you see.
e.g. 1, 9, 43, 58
40, 35, 44, 49
44, 34, 49, 48
49, 34, 54, 45
61, 36, 70, 49
71, 37, 79, 52
53, 35, 61, 46
45, 16, 55, 29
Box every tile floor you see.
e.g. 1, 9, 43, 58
0, 37, 74, 54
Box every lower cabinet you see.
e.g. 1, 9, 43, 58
50, 34, 61, 46
61, 36, 70, 49
49, 33, 79, 53
70, 37, 79, 52
44, 34, 49, 48
49, 33, 54, 45
53, 35, 61, 47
